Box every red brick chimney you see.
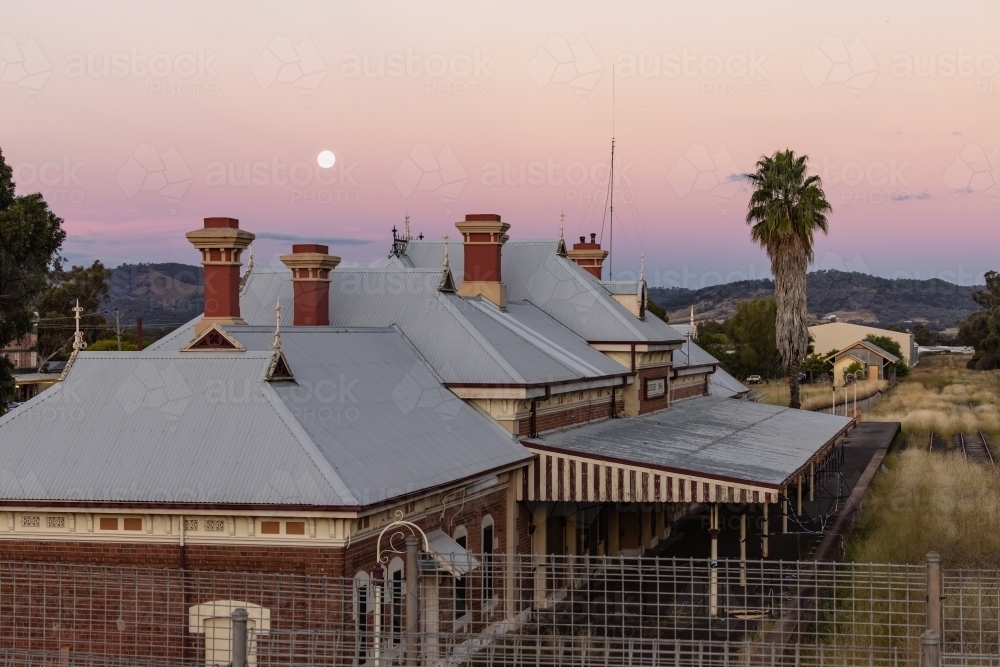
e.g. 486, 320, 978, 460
567, 233, 608, 279
455, 214, 510, 308
186, 217, 255, 335
280, 244, 341, 326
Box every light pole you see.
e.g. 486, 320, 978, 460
845, 369, 867, 417
103, 308, 131, 351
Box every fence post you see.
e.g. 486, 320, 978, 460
921, 630, 940, 667
926, 552, 942, 638
231, 608, 248, 667
405, 535, 420, 667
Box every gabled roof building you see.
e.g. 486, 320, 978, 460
0, 213, 852, 591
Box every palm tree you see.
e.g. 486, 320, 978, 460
745, 150, 831, 409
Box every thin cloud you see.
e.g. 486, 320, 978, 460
254, 231, 374, 245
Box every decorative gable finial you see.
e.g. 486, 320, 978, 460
59, 299, 88, 381
559, 211, 565, 241
689, 305, 695, 339
438, 234, 456, 292
405, 213, 412, 241
271, 299, 282, 351
639, 253, 645, 282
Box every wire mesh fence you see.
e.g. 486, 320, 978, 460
0, 554, 990, 666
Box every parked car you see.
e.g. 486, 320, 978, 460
746, 375, 762, 384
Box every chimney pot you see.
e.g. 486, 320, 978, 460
185, 217, 255, 335
567, 231, 608, 280
280, 245, 341, 326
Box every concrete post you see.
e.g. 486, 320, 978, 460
761, 502, 769, 558
231, 608, 248, 667
404, 536, 420, 667
921, 630, 940, 667
926, 552, 942, 637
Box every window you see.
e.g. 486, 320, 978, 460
482, 516, 495, 602
285, 521, 305, 535
100, 517, 118, 531
124, 517, 143, 531
454, 527, 468, 624
260, 521, 280, 535
354, 572, 371, 665
387, 557, 404, 647
188, 600, 270, 667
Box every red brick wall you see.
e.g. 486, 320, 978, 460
637, 365, 671, 415
517, 399, 625, 436
671, 378, 708, 401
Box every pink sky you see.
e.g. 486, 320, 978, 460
2, 0, 998, 287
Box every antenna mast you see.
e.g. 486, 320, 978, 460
609, 71, 615, 280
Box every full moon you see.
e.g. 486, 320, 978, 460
317, 151, 336, 168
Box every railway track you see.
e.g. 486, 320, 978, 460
959, 432, 997, 466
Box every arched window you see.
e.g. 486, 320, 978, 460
187, 600, 270, 667
453, 525, 469, 627
481, 515, 496, 603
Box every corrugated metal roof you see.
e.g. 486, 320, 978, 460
398, 240, 685, 344
0, 330, 530, 507
708, 367, 751, 398
600, 281, 643, 296
826, 340, 900, 363
673, 340, 719, 368
530, 395, 851, 487
229, 268, 629, 386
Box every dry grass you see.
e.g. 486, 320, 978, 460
846, 448, 1000, 569
860, 355, 1000, 437
759, 378, 888, 411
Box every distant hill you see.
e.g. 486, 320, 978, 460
107, 264, 981, 332
649, 270, 981, 330
105, 263, 203, 326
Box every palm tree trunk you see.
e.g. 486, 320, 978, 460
772, 237, 810, 409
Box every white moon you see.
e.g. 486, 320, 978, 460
317, 151, 336, 168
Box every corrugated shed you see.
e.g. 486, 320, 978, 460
0, 331, 531, 507
532, 395, 852, 487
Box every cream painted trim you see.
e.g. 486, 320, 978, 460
450, 387, 534, 400
189, 600, 271, 635
591, 343, 680, 353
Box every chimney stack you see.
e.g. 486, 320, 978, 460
280, 244, 341, 326
186, 217, 255, 335
455, 214, 510, 308
567, 232, 608, 279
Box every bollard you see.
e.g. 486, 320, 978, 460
926, 552, 942, 637
231, 608, 249, 667
921, 629, 940, 667
405, 536, 420, 667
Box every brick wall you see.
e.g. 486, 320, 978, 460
636, 366, 670, 415
517, 399, 625, 436
671, 378, 708, 401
